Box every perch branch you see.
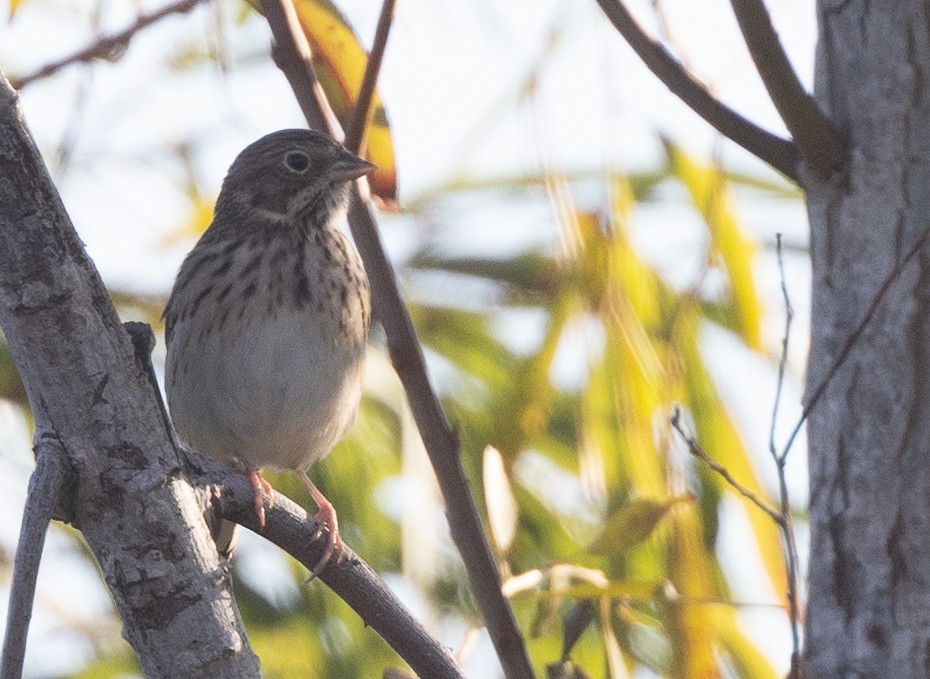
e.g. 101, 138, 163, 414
186, 453, 466, 679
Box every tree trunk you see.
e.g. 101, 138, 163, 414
805, 4, 930, 675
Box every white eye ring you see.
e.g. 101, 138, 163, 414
284, 151, 311, 173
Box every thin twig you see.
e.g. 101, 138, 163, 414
10, 0, 206, 89
343, 0, 395, 156
769, 233, 794, 466
728, 0, 845, 180
781, 226, 930, 456
769, 234, 802, 679
257, 3, 536, 678
0, 436, 69, 679
670, 407, 782, 525
593, 0, 800, 182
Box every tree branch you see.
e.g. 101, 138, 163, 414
10, 0, 207, 89
728, 0, 845, 181
343, 0, 396, 155
259, 0, 342, 136
257, 3, 536, 677
0, 71, 261, 679
185, 454, 466, 679
0, 436, 69, 679
593, 0, 801, 183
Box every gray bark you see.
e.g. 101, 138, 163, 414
0, 74, 262, 677
805, 3, 930, 676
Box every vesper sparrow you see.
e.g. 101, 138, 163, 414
163, 129, 373, 573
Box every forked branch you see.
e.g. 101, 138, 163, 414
594, 0, 801, 182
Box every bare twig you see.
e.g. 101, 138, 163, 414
257, 3, 535, 678
670, 407, 782, 525
769, 234, 802, 678
593, 0, 800, 182
769, 233, 794, 466
343, 0, 396, 155
10, 0, 206, 89
728, 0, 845, 181
781, 226, 930, 456
0, 437, 69, 679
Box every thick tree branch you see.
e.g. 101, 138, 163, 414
0, 72, 260, 679
257, 2, 535, 677
594, 0, 801, 182
728, 0, 844, 181
10, 0, 207, 89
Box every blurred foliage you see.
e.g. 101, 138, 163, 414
0, 1, 808, 678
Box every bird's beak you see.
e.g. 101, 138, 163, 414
328, 149, 377, 182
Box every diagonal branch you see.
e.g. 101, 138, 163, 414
10, 0, 207, 89
257, 2, 536, 678
343, 0, 396, 155
728, 0, 845, 181
782, 225, 930, 458
593, 0, 801, 183
185, 454, 466, 679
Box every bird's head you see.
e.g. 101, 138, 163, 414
216, 129, 375, 226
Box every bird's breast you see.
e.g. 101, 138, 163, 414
165, 227, 370, 470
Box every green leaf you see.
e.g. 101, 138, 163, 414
586, 496, 691, 558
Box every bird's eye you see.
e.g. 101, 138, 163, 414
284, 151, 311, 173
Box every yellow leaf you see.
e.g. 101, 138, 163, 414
665, 140, 762, 349
242, 0, 397, 198
275, 0, 397, 199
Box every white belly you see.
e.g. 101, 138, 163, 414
166, 307, 364, 471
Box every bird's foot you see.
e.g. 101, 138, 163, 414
294, 467, 343, 579
308, 501, 343, 580
234, 459, 274, 529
